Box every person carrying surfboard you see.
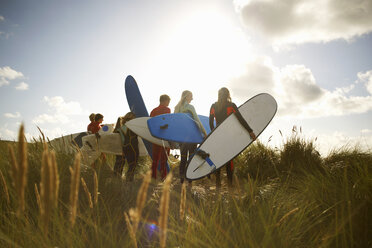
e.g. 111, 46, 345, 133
174, 90, 207, 184
150, 94, 171, 181
113, 112, 139, 181
87, 113, 104, 134
209, 87, 256, 188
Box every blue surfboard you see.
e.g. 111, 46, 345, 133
124, 75, 170, 171
147, 113, 213, 144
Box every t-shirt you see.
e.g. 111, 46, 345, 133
150, 104, 171, 117
87, 121, 102, 134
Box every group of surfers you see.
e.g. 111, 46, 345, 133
87, 87, 256, 188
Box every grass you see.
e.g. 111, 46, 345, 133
0, 125, 371, 247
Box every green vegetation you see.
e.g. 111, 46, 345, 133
0, 127, 371, 247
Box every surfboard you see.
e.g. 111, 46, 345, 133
50, 122, 115, 154
125, 75, 170, 171
147, 114, 213, 144
49, 132, 88, 153
99, 124, 114, 133
185, 93, 277, 180
125, 75, 152, 154
81, 133, 148, 156
126, 117, 171, 148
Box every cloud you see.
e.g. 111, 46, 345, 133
0, 128, 16, 141
0, 77, 9, 87
229, 57, 372, 118
316, 131, 372, 155
0, 66, 24, 87
0, 16, 4, 21
15, 82, 29, 90
361, 129, 372, 134
0, 66, 23, 80
33, 96, 85, 124
235, 0, 372, 47
357, 70, 372, 94
4, 112, 21, 118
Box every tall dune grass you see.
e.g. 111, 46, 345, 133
0, 125, 370, 247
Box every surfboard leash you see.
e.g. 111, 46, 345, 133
192, 149, 216, 172
161, 139, 179, 166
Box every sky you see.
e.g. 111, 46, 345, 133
0, 0, 371, 155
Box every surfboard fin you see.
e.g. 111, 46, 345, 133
192, 149, 216, 173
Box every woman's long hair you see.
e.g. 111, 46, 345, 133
217, 87, 231, 111
122, 112, 136, 125
174, 90, 192, 113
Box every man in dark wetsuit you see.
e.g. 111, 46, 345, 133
209, 87, 256, 188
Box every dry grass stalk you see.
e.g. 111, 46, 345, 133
8, 124, 28, 216
36, 126, 46, 143
247, 174, 255, 204
131, 170, 152, 233
233, 173, 241, 196
39, 146, 60, 234
93, 171, 98, 205
179, 182, 186, 221
40, 149, 52, 233
34, 183, 42, 213
158, 173, 172, 248
69, 153, 81, 227
50, 151, 59, 207
276, 207, 299, 226
0, 170, 10, 204
81, 177, 93, 209
124, 212, 138, 248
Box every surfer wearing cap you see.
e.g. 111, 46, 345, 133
209, 87, 256, 188
113, 112, 139, 181
150, 94, 171, 181
175, 90, 207, 184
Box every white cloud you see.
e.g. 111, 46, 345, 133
43, 96, 84, 115
0, 66, 24, 80
15, 82, 29, 90
316, 131, 372, 155
357, 70, 372, 94
229, 57, 372, 118
235, 0, 372, 47
0, 77, 9, 86
4, 112, 21, 118
0, 16, 4, 21
0, 66, 24, 87
0, 128, 16, 141
33, 96, 86, 124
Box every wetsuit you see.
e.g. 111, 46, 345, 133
150, 104, 171, 180
209, 102, 253, 187
113, 124, 139, 181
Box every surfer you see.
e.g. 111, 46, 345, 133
209, 87, 256, 188
175, 90, 207, 184
150, 94, 171, 181
87, 113, 106, 168
113, 112, 139, 181
88, 113, 95, 125
87, 113, 104, 134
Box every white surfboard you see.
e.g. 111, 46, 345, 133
186, 93, 277, 180
49, 132, 88, 154
126, 117, 171, 148
81, 133, 148, 156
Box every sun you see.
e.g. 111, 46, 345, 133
142, 10, 253, 114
